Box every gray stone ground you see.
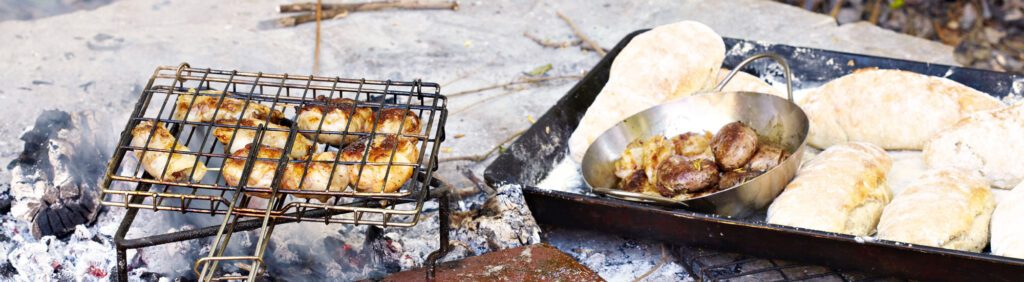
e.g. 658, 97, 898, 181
0, 0, 957, 280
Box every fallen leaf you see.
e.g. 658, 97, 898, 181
528, 64, 552, 77
527, 115, 536, 123
442, 148, 453, 153
498, 146, 506, 153
545, 126, 550, 134
454, 134, 465, 139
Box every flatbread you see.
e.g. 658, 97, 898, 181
991, 182, 1024, 259
798, 68, 1003, 150
568, 21, 725, 163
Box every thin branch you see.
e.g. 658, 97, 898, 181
829, 0, 846, 18
279, 1, 458, 13
442, 55, 500, 87
460, 166, 495, 195
280, 8, 349, 27
278, 1, 457, 27
633, 244, 668, 282
447, 75, 583, 97
314, 0, 322, 75
556, 11, 606, 57
523, 31, 582, 48
451, 86, 526, 116
439, 129, 526, 163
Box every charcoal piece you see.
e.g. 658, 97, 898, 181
0, 193, 10, 215
0, 262, 17, 278
137, 272, 162, 282
363, 226, 402, 274
8, 110, 109, 238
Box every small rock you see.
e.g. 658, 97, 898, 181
960, 3, 979, 30
984, 27, 1006, 44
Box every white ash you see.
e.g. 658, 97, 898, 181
535, 158, 588, 194
545, 227, 692, 281
451, 184, 542, 255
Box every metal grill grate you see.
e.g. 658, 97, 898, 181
100, 64, 448, 228
674, 245, 904, 282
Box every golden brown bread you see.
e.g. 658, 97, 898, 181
767, 142, 892, 236
877, 168, 995, 252
568, 21, 725, 163
798, 68, 1003, 150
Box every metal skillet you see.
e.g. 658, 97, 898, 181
580, 54, 809, 218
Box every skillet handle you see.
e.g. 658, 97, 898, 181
714, 53, 794, 102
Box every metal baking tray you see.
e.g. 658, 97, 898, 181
483, 29, 1024, 281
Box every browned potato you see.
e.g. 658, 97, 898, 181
711, 121, 759, 170
718, 170, 762, 190
746, 145, 789, 172
615, 138, 645, 179
668, 131, 714, 160
618, 170, 650, 193
655, 156, 719, 197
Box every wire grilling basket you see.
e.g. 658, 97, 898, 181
100, 63, 450, 281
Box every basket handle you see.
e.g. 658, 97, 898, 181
714, 53, 794, 102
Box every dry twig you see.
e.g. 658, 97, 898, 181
279, 1, 458, 12
439, 129, 526, 163
450, 86, 526, 116
829, 0, 846, 18
314, 0, 322, 75
460, 166, 495, 194
523, 31, 583, 48
633, 244, 669, 282
443, 55, 500, 87
447, 75, 583, 97
278, 1, 457, 27
556, 11, 606, 57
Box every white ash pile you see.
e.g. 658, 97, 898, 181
1, 109, 121, 281
450, 184, 543, 256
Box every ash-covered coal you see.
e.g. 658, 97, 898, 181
451, 184, 542, 254
8, 110, 111, 238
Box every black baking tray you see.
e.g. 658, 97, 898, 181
483, 29, 1024, 281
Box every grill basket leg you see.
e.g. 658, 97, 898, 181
425, 189, 451, 279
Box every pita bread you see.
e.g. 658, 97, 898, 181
798, 68, 1003, 150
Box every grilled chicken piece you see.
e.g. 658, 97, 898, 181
746, 145, 789, 172
711, 121, 759, 170
340, 135, 419, 193
173, 89, 285, 123
282, 152, 351, 202
131, 121, 208, 182
212, 118, 314, 159
297, 96, 374, 145
371, 108, 422, 137
222, 144, 286, 199
655, 156, 719, 197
